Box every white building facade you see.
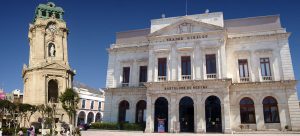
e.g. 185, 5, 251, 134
103, 12, 300, 133
74, 87, 105, 126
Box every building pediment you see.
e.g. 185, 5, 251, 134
42, 62, 70, 70
149, 18, 224, 37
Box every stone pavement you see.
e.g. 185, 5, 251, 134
81, 130, 300, 136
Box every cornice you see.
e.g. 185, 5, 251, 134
108, 45, 149, 53
230, 80, 297, 91
227, 33, 290, 44
145, 79, 232, 91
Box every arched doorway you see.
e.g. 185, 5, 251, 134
154, 97, 168, 132
179, 96, 194, 132
48, 80, 58, 102
135, 100, 146, 124
240, 97, 256, 124
118, 100, 129, 123
205, 96, 222, 132
87, 112, 94, 124
95, 113, 102, 122
77, 111, 85, 126
263, 96, 280, 123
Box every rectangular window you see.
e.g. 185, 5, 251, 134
260, 58, 271, 76
98, 101, 101, 111
238, 59, 249, 77
181, 56, 191, 75
91, 101, 94, 109
181, 56, 191, 80
206, 54, 216, 74
260, 58, 272, 81
82, 99, 85, 109
122, 67, 130, 86
206, 54, 216, 79
158, 58, 167, 81
139, 66, 148, 83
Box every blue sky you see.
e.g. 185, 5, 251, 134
0, 0, 299, 97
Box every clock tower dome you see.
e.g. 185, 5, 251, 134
22, 2, 75, 124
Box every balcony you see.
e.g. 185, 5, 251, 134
158, 76, 166, 82
207, 73, 217, 79
182, 75, 191, 80
240, 77, 250, 82
122, 83, 129, 87
262, 76, 272, 81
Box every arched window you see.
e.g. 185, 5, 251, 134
118, 100, 129, 123
95, 113, 102, 122
240, 97, 256, 124
135, 100, 146, 124
263, 96, 280, 123
48, 80, 58, 103
77, 111, 86, 126
87, 112, 94, 124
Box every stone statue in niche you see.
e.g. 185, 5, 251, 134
49, 43, 56, 57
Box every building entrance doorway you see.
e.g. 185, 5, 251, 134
154, 97, 168, 132
205, 96, 222, 132
179, 96, 194, 132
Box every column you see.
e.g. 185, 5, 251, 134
169, 94, 177, 132
129, 102, 136, 123
193, 45, 201, 80
278, 104, 288, 130
148, 50, 155, 82
131, 61, 138, 86
255, 104, 265, 130
250, 51, 259, 82
196, 95, 205, 133
223, 93, 232, 133
170, 44, 177, 81
220, 43, 227, 78
145, 94, 154, 133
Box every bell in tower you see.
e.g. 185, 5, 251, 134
22, 2, 75, 125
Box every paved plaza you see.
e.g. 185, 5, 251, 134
81, 130, 300, 136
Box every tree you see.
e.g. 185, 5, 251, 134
20, 103, 37, 127
59, 88, 79, 125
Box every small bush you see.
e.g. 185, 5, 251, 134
90, 122, 119, 130
123, 123, 144, 131
91, 122, 144, 131
2, 128, 15, 135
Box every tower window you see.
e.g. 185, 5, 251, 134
55, 13, 60, 19
42, 11, 46, 17
49, 12, 53, 17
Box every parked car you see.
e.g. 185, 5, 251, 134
78, 124, 90, 131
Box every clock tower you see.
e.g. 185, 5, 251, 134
22, 2, 75, 124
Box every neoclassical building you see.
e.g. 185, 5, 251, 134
74, 83, 105, 126
103, 12, 300, 133
22, 2, 75, 124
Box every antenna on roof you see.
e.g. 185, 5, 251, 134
185, 0, 188, 16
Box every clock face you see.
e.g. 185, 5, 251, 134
48, 24, 56, 32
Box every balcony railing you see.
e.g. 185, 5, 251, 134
240, 77, 250, 82
207, 73, 217, 79
158, 76, 166, 82
182, 75, 191, 80
122, 83, 129, 87
262, 76, 272, 81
